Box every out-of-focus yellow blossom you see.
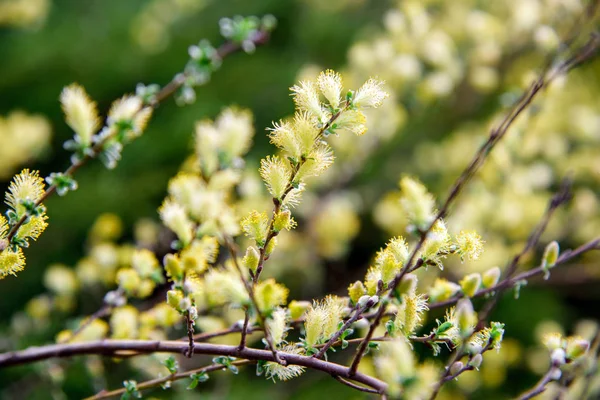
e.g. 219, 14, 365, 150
110, 306, 139, 339
44, 264, 79, 296
133, 218, 160, 248
130, 0, 210, 53
89, 213, 123, 243
0, 111, 51, 179
159, 198, 194, 245
203, 267, 248, 307
460, 273, 482, 298
179, 237, 219, 275
399, 176, 436, 230
374, 340, 417, 397
25, 294, 52, 320
288, 300, 311, 319
69, 320, 109, 343
310, 193, 360, 259
0, 0, 50, 28
116, 268, 142, 296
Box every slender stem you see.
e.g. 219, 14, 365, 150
238, 311, 251, 351
0, 340, 388, 394
85, 360, 253, 400
184, 313, 195, 358
252, 104, 348, 282
439, 364, 474, 385
332, 375, 380, 394
348, 30, 600, 375
59, 304, 112, 344
516, 365, 561, 400
223, 236, 283, 364
429, 340, 493, 400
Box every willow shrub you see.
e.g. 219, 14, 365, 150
0, 7, 599, 400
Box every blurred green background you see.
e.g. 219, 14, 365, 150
1, 0, 599, 399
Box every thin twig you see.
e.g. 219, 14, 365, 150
252, 104, 349, 282
185, 313, 195, 358
238, 312, 251, 351
59, 304, 112, 344
332, 375, 381, 394
428, 237, 600, 310
85, 360, 253, 400
516, 365, 561, 400
223, 236, 283, 364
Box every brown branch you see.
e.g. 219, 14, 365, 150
428, 237, 600, 310
85, 359, 253, 400
0, 340, 388, 395
348, 26, 600, 376
516, 364, 561, 400
238, 312, 251, 351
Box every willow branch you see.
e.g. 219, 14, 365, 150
428, 237, 600, 310
4, 29, 271, 244
252, 104, 349, 282
348, 27, 600, 376
85, 359, 253, 400
0, 340, 387, 394
516, 364, 561, 400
